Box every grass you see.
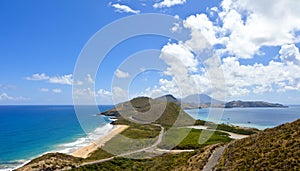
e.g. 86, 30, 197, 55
120, 124, 161, 139
158, 128, 232, 150
195, 119, 258, 135
112, 99, 196, 128
72, 151, 198, 171
83, 148, 114, 162
217, 119, 300, 170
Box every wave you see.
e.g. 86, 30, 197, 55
0, 159, 29, 171
6, 123, 114, 170
55, 123, 114, 154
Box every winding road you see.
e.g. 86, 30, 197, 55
81, 123, 165, 167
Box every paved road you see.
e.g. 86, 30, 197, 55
202, 145, 227, 171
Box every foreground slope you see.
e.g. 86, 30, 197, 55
217, 119, 300, 170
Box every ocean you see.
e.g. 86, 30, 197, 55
0, 105, 113, 170
185, 105, 300, 130
0, 105, 300, 170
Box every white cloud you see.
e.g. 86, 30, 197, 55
112, 86, 128, 103
39, 88, 49, 92
87, 74, 94, 84
26, 73, 73, 85
153, 0, 187, 8
149, 0, 300, 99
115, 69, 130, 78
279, 44, 300, 65
157, 42, 214, 98
160, 42, 198, 74
221, 56, 300, 97
25, 73, 49, 81
110, 3, 140, 14
52, 88, 62, 94
171, 22, 181, 33
0, 93, 13, 100
0, 93, 29, 101
49, 74, 73, 85
97, 89, 112, 97
183, 0, 300, 59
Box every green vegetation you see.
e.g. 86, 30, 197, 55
159, 128, 232, 149
73, 143, 227, 171
195, 119, 258, 135
72, 152, 194, 171
72, 148, 215, 171
216, 124, 258, 135
14, 153, 82, 171
83, 148, 114, 162
120, 124, 161, 139
217, 119, 300, 170
107, 96, 195, 128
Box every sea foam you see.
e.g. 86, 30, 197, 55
55, 123, 114, 154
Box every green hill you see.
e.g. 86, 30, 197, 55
217, 119, 300, 170
102, 95, 195, 127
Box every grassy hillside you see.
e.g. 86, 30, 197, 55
217, 119, 300, 170
72, 144, 223, 171
110, 96, 195, 127
14, 153, 82, 171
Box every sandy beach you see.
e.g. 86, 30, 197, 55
71, 125, 129, 158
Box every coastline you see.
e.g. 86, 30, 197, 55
71, 125, 129, 158
10, 124, 128, 171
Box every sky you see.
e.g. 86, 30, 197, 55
0, 0, 300, 105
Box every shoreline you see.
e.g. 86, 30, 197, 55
9, 123, 122, 171
71, 125, 129, 158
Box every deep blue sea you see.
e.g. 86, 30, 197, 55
0, 105, 113, 170
0, 105, 300, 170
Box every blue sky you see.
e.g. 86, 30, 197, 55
1, 0, 300, 105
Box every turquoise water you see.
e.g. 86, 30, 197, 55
0, 105, 113, 170
185, 105, 300, 130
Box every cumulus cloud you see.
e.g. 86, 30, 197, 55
87, 74, 94, 84
52, 88, 62, 94
49, 74, 73, 85
110, 3, 140, 14
0, 93, 29, 101
279, 44, 300, 65
221, 56, 300, 96
115, 69, 130, 78
26, 73, 73, 85
25, 73, 49, 81
153, 0, 187, 8
112, 86, 128, 103
183, 0, 300, 59
151, 0, 300, 99
97, 89, 112, 97
39, 88, 49, 92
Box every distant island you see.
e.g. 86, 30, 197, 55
154, 93, 288, 109
225, 100, 288, 108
